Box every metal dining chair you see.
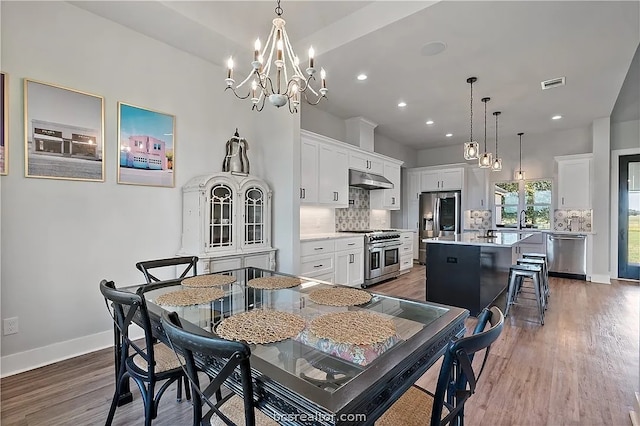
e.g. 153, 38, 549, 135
376, 306, 505, 426
100, 280, 189, 426
136, 256, 199, 284
161, 311, 277, 426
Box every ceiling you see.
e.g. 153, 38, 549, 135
72, 1, 639, 150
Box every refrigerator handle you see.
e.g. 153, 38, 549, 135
455, 192, 460, 234
434, 197, 441, 235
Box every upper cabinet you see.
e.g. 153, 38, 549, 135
556, 154, 592, 209
300, 132, 348, 208
300, 130, 404, 210
407, 170, 421, 202
348, 151, 384, 175
370, 161, 402, 210
418, 167, 464, 192
465, 167, 488, 210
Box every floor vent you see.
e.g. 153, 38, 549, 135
541, 77, 566, 90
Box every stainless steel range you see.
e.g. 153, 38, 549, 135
340, 230, 401, 288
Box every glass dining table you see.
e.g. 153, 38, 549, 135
118, 267, 469, 425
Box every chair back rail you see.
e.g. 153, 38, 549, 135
136, 256, 199, 283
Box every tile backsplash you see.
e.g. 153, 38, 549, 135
464, 210, 493, 230
553, 209, 592, 232
335, 187, 370, 231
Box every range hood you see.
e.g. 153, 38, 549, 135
349, 169, 393, 190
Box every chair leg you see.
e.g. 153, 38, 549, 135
533, 274, 544, 326
177, 375, 183, 402
185, 376, 191, 400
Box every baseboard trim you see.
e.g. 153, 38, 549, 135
590, 274, 611, 284
0, 328, 144, 378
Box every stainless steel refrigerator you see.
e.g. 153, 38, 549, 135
418, 191, 461, 264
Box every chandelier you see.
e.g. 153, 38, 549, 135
463, 77, 479, 160
491, 111, 502, 171
478, 97, 492, 168
225, 0, 327, 113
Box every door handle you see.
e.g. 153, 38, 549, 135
300, 188, 303, 199
314, 247, 323, 251
302, 188, 306, 199
392, 197, 395, 205
313, 264, 323, 268
349, 254, 354, 264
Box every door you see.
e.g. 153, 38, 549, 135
300, 139, 318, 203
420, 171, 441, 192
419, 192, 437, 264
618, 154, 640, 279
437, 192, 460, 235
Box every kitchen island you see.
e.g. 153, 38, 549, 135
423, 232, 533, 315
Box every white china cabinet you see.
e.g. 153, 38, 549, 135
179, 173, 276, 273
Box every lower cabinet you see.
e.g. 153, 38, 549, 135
300, 237, 364, 286
510, 233, 545, 264
400, 231, 415, 274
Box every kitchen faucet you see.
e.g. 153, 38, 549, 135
519, 209, 526, 229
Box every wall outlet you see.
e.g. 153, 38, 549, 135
3, 317, 19, 335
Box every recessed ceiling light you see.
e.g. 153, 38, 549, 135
426, 120, 434, 125
357, 74, 367, 81
552, 115, 562, 120
421, 41, 447, 56
398, 102, 407, 108
445, 133, 453, 137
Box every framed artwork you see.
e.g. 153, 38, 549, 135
24, 79, 104, 181
0, 72, 7, 175
117, 102, 175, 187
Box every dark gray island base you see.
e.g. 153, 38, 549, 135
424, 233, 531, 316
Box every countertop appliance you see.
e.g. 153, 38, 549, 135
339, 230, 401, 287
418, 191, 461, 264
546, 233, 587, 280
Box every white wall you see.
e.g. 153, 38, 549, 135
417, 126, 593, 180
0, 1, 298, 373
300, 105, 348, 144
374, 133, 417, 169
611, 119, 640, 150
591, 118, 611, 283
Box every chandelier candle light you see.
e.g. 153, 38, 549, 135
463, 77, 480, 160
478, 97, 492, 168
515, 132, 525, 180
225, 0, 327, 113
491, 111, 502, 171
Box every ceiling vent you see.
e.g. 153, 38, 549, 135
541, 77, 566, 90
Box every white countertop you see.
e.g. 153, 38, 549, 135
464, 229, 594, 235
423, 232, 533, 247
300, 232, 364, 242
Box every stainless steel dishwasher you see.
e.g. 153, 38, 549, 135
546, 233, 587, 280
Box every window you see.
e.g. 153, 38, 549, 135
494, 179, 552, 229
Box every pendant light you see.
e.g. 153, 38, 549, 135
463, 77, 479, 160
491, 111, 502, 171
478, 97, 492, 168
515, 132, 525, 180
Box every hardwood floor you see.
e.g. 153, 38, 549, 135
1, 266, 638, 425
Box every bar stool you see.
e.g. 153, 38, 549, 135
505, 264, 545, 325
516, 258, 548, 309
522, 253, 549, 299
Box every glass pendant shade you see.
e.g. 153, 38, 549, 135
515, 170, 525, 180
479, 152, 492, 168
464, 141, 479, 160
492, 157, 503, 171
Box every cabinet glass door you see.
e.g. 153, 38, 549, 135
209, 184, 233, 248
619, 154, 640, 279
244, 187, 264, 246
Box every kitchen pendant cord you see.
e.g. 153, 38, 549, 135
494, 111, 500, 156
518, 132, 524, 173
482, 97, 490, 151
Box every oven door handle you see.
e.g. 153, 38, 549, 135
369, 242, 401, 250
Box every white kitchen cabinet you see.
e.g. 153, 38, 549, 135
419, 167, 463, 192
335, 237, 364, 287
510, 232, 545, 263
556, 155, 592, 209
370, 161, 402, 210
465, 167, 488, 210
407, 170, 421, 202
317, 144, 348, 207
399, 231, 414, 273
348, 151, 384, 175
180, 173, 276, 273
300, 237, 364, 286
300, 138, 318, 204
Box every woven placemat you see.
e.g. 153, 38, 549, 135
216, 310, 305, 344
155, 287, 224, 307
247, 276, 301, 290
310, 311, 396, 345
181, 274, 236, 288
308, 287, 372, 306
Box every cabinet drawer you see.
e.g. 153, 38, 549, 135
335, 237, 363, 252
301, 239, 335, 257
401, 232, 414, 241
400, 256, 413, 270
300, 254, 334, 276
210, 257, 243, 273
306, 271, 334, 283
400, 244, 413, 255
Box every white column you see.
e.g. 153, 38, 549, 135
591, 117, 611, 283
